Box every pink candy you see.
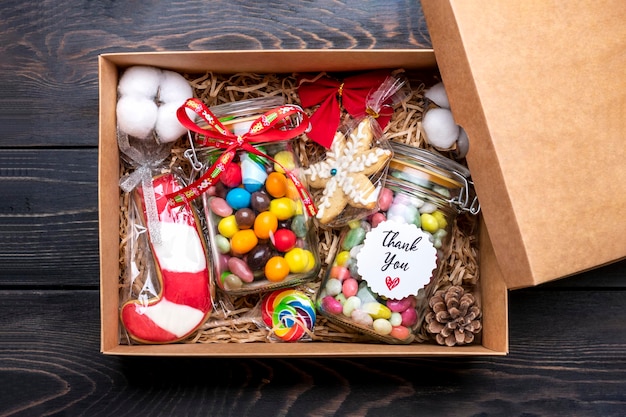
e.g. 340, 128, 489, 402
370, 212, 386, 228
385, 296, 418, 327
330, 265, 351, 281
209, 197, 233, 217
387, 297, 413, 313
227, 257, 254, 283
377, 187, 394, 211
322, 296, 343, 315
400, 307, 418, 327
342, 278, 358, 298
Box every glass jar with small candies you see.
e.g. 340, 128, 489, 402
199, 141, 322, 296
315, 142, 478, 344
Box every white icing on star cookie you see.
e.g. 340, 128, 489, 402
303, 119, 392, 225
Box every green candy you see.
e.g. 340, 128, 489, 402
341, 227, 366, 251
215, 234, 231, 254
290, 214, 308, 238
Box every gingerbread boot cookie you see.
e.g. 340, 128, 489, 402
121, 173, 212, 343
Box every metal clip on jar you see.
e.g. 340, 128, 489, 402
316, 141, 479, 344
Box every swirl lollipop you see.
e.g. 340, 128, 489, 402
261, 289, 316, 342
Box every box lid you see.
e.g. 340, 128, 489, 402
422, 0, 626, 289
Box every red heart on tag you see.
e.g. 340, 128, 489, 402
385, 276, 400, 291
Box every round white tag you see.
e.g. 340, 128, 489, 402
355, 219, 437, 299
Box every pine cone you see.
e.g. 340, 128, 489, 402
425, 285, 482, 346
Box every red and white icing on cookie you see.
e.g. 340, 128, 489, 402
121, 173, 212, 343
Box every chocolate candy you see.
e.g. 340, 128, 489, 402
245, 244, 273, 274
250, 191, 271, 212
234, 208, 255, 229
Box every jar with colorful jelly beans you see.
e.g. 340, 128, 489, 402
316, 142, 479, 344
200, 141, 322, 296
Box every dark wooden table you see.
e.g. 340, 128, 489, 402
1, 1, 624, 416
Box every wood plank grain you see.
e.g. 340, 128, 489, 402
0, 0, 431, 148
0, 149, 99, 286
0, 289, 624, 416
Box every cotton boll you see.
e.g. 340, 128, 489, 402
155, 102, 187, 143
117, 95, 158, 139
455, 127, 470, 159
159, 70, 193, 104
424, 82, 450, 109
118, 66, 163, 99
422, 107, 460, 150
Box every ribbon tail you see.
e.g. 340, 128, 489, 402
119, 165, 161, 244
133, 166, 162, 245
374, 114, 393, 130
306, 95, 341, 148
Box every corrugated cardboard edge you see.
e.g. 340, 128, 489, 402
422, 0, 534, 289
98, 55, 122, 354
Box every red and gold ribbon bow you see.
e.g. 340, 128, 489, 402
167, 98, 316, 216
297, 70, 393, 148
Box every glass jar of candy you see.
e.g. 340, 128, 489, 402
191, 97, 322, 296
315, 142, 478, 344
200, 142, 322, 296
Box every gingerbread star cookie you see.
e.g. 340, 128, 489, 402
303, 119, 392, 225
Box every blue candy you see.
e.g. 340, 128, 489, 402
226, 188, 251, 210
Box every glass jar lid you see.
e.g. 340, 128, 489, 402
389, 142, 479, 214
207, 96, 285, 118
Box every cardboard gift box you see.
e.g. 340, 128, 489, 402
99, 0, 625, 356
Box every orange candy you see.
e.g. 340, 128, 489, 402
265, 172, 287, 198
230, 229, 258, 255
254, 211, 278, 239
265, 256, 290, 282
285, 178, 300, 200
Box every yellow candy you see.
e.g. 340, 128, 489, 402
294, 199, 303, 215
347, 219, 361, 229
420, 213, 439, 234
432, 210, 448, 230
273, 150, 296, 173
269, 197, 296, 220
335, 250, 351, 267
362, 302, 392, 320
303, 249, 316, 272
218, 215, 239, 238
284, 247, 310, 273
